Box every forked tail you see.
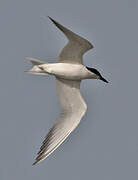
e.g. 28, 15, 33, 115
25, 57, 48, 75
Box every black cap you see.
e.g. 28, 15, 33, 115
86, 66, 108, 83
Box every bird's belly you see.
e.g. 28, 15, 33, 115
41, 63, 90, 80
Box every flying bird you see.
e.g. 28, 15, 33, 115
26, 17, 108, 165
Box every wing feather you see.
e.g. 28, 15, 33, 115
33, 78, 87, 165
48, 17, 93, 64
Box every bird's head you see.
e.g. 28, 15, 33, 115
86, 66, 108, 83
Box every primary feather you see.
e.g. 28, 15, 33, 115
48, 17, 93, 64
33, 78, 87, 165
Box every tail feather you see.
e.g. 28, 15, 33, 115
25, 57, 48, 75
26, 56, 46, 65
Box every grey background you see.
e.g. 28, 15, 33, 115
0, 0, 137, 179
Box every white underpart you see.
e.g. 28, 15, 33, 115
38, 63, 96, 80
26, 65, 48, 75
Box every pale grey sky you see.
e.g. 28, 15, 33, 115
0, 0, 137, 180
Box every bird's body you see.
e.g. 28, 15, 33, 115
26, 17, 108, 165
38, 63, 96, 80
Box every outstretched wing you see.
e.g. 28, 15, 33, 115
48, 17, 93, 64
33, 78, 87, 165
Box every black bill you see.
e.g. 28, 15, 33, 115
100, 76, 108, 83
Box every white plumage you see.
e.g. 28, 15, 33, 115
26, 17, 108, 165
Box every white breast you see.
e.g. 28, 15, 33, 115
40, 63, 93, 80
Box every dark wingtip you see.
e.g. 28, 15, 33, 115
47, 16, 52, 20
32, 161, 37, 166
47, 16, 57, 24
